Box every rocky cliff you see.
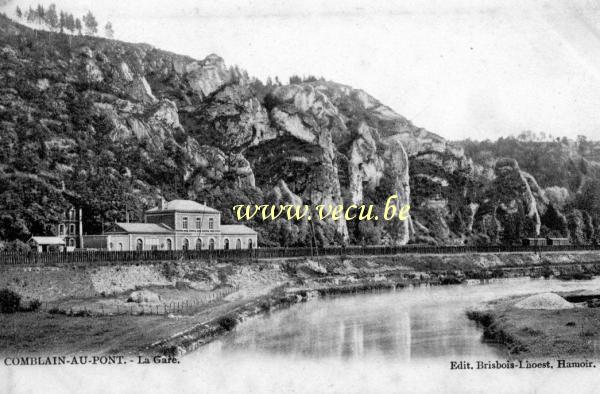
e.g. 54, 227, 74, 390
0, 15, 559, 247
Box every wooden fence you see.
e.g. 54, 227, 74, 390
1, 244, 600, 266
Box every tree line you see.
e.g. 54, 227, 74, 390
288, 75, 324, 84
15, 4, 114, 38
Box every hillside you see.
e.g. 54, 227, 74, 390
1, 14, 595, 248
459, 137, 600, 244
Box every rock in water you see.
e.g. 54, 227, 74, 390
128, 290, 161, 303
514, 293, 574, 310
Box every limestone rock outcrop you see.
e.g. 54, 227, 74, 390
473, 158, 542, 243
184, 54, 233, 98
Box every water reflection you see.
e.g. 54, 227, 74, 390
200, 278, 600, 362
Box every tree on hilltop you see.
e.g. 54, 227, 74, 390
44, 4, 58, 31
15, 6, 22, 19
36, 4, 45, 24
104, 21, 114, 38
75, 18, 82, 35
65, 13, 75, 33
26, 7, 35, 23
82, 11, 98, 35
63, 12, 76, 47
59, 11, 66, 33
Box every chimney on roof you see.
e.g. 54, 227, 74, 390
158, 197, 165, 210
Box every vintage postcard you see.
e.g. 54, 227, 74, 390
2, 0, 600, 392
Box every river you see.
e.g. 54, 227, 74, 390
9, 278, 600, 393
185, 278, 600, 393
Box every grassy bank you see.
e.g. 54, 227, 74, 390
0, 293, 259, 356
0, 280, 405, 356
467, 297, 600, 358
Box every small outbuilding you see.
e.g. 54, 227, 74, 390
28, 236, 66, 252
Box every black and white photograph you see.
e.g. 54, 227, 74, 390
2, 0, 600, 392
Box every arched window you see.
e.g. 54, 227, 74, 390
136, 239, 143, 251
58, 224, 65, 236
196, 238, 202, 250
166, 239, 172, 251
182, 217, 188, 230
119, 243, 123, 251
209, 238, 215, 250
68, 208, 75, 220
248, 239, 253, 250
109, 242, 114, 250
208, 218, 214, 230
236, 239, 241, 250
182, 238, 189, 251
224, 239, 229, 250
196, 217, 201, 229
69, 224, 76, 235
69, 238, 75, 247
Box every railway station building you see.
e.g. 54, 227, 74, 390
83, 199, 257, 251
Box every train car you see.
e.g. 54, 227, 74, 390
522, 238, 547, 246
547, 237, 570, 246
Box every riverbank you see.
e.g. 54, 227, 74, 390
467, 290, 600, 358
3, 251, 600, 356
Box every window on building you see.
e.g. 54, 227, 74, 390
248, 239, 253, 249
68, 208, 75, 220
224, 239, 229, 250
236, 239, 241, 250
182, 217, 188, 230
166, 239, 172, 251
208, 218, 214, 230
209, 238, 215, 250
183, 239, 189, 251
196, 238, 202, 250
69, 238, 75, 247
136, 239, 143, 251
69, 224, 75, 235
196, 217, 201, 230
119, 243, 123, 251
58, 224, 65, 236
151, 245, 158, 251
109, 242, 114, 250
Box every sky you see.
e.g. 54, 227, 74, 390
4, 0, 600, 141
